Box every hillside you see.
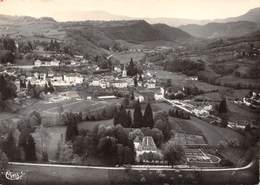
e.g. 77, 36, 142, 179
0, 15, 193, 57
61, 20, 192, 55
179, 21, 259, 38
152, 23, 192, 41
221, 7, 260, 24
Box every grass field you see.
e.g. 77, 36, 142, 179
149, 70, 227, 92
186, 117, 244, 147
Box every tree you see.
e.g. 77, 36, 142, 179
24, 135, 37, 162
97, 136, 117, 164
2, 37, 16, 52
134, 77, 138, 87
113, 109, 120, 126
0, 75, 17, 101
29, 85, 43, 99
133, 100, 143, 128
0, 50, 15, 64
0, 150, 8, 170
2, 130, 18, 161
123, 146, 134, 164
162, 142, 185, 167
118, 105, 128, 127
29, 111, 41, 128
65, 114, 79, 141
129, 129, 144, 141
154, 111, 171, 141
219, 98, 228, 114
116, 143, 124, 166
143, 103, 154, 128
127, 110, 132, 128
58, 142, 74, 163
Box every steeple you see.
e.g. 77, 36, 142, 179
122, 65, 127, 78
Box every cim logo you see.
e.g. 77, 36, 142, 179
1, 170, 26, 181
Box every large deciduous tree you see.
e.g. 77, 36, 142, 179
162, 142, 185, 167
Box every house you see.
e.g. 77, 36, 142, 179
154, 87, 165, 101
49, 59, 60, 66
52, 75, 63, 82
145, 82, 156, 89
64, 74, 84, 84
111, 79, 128, 89
34, 60, 42, 67
34, 59, 60, 67
134, 136, 162, 163
39, 73, 46, 80
134, 94, 145, 102
14, 80, 20, 92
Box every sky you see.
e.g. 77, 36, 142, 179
0, 0, 260, 21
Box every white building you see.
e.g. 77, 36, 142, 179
122, 65, 127, 78
34, 59, 60, 67
111, 80, 128, 89
34, 60, 42, 67
64, 74, 84, 85
134, 136, 161, 162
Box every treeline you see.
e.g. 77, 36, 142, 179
57, 120, 136, 166
164, 59, 205, 76
114, 101, 172, 146
0, 75, 17, 111
0, 112, 43, 163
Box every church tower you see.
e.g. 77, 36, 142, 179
122, 65, 127, 78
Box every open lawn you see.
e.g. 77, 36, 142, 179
169, 117, 203, 136
78, 119, 113, 131
186, 117, 244, 147
227, 101, 258, 124
36, 119, 114, 161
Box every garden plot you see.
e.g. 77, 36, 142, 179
185, 148, 221, 164
172, 133, 207, 146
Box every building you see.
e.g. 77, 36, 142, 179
134, 136, 162, 163
34, 59, 60, 67
122, 65, 127, 78
34, 60, 42, 67
63, 74, 84, 85
154, 87, 165, 101
111, 79, 128, 89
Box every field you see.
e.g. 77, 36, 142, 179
111, 52, 145, 64
186, 117, 244, 146
149, 70, 227, 92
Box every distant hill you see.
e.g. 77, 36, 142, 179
152, 23, 191, 41
220, 7, 260, 24
0, 15, 193, 57
179, 21, 259, 38
61, 20, 192, 55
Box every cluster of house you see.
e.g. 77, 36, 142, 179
14, 71, 85, 92
89, 66, 157, 89
234, 91, 260, 109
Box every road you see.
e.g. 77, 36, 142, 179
1, 160, 257, 185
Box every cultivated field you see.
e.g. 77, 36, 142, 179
112, 52, 145, 64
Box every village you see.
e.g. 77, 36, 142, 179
1, 41, 258, 171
